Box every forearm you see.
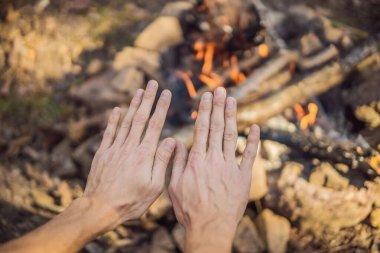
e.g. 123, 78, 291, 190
0, 197, 118, 253
184, 222, 236, 253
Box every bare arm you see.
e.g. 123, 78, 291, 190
169, 87, 260, 253
0, 80, 176, 253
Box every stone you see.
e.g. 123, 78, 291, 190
262, 140, 289, 170
309, 162, 350, 190
249, 155, 268, 200
113, 46, 160, 71
51, 140, 77, 177
234, 216, 266, 253
86, 59, 103, 75
147, 191, 172, 220
161, 2, 193, 16
370, 208, 380, 228
300, 32, 322, 56
150, 227, 176, 253
255, 209, 290, 253
110, 67, 144, 94
134, 16, 183, 52
172, 223, 185, 251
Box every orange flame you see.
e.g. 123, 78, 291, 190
258, 43, 269, 58
229, 55, 246, 84
202, 42, 216, 74
177, 71, 197, 98
294, 103, 318, 129
191, 110, 198, 120
199, 72, 223, 89
194, 40, 205, 60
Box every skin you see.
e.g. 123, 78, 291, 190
0, 82, 260, 253
0, 80, 177, 253
169, 87, 260, 253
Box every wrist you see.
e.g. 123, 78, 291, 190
67, 197, 120, 237
185, 221, 237, 253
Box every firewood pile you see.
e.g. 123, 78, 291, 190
1, 0, 380, 252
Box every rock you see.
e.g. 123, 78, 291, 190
110, 67, 144, 94
234, 216, 266, 253
370, 208, 380, 228
277, 163, 378, 233
355, 104, 380, 128
309, 162, 349, 190
161, 2, 193, 16
262, 140, 289, 170
55, 181, 73, 207
113, 46, 160, 71
150, 227, 176, 253
73, 135, 101, 177
86, 59, 104, 75
300, 32, 322, 56
134, 16, 183, 52
320, 17, 344, 44
172, 223, 185, 251
147, 191, 172, 220
249, 155, 268, 201
255, 209, 290, 253
70, 70, 129, 107
51, 140, 77, 177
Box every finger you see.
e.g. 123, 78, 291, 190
141, 89, 172, 148
191, 92, 213, 154
223, 97, 238, 160
239, 125, 260, 173
127, 80, 158, 145
113, 89, 144, 146
209, 87, 226, 151
99, 107, 121, 150
152, 138, 176, 187
170, 142, 188, 186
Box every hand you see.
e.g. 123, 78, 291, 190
168, 87, 260, 253
82, 80, 176, 232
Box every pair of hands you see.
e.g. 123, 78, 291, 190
84, 80, 260, 252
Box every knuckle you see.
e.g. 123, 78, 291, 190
195, 121, 209, 132
225, 108, 236, 117
149, 117, 163, 130
156, 149, 171, 163
198, 102, 211, 111
213, 99, 225, 107
210, 123, 224, 133
224, 131, 237, 141
133, 112, 148, 125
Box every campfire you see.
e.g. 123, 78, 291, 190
1, 0, 380, 252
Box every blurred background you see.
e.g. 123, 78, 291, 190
0, 0, 380, 252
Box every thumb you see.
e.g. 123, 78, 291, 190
152, 138, 176, 187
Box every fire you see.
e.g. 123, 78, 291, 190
194, 40, 205, 60
258, 43, 269, 58
176, 71, 197, 98
293, 102, 318, 129
191, 110, 198, 120
229, 55, 246, 84
199, 72, 223, 89
202, 42, 216, 74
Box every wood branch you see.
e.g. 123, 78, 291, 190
172, 34, 380, 148
237, 69, 291, 105
298, 44, 339, 70
230, 50, 298, 100
260, 127, 379, 177
237, 34, 380, 129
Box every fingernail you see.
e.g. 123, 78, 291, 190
215, 87, 225, 96
113, 107, 120, 114
161, 89, 171, 98
226, 97, 235, 107
202, 92, 212, 101
164, 138, 176, 149
147, 80, 158, 90
251, 124, 260, 134
135, 89, 144, 98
